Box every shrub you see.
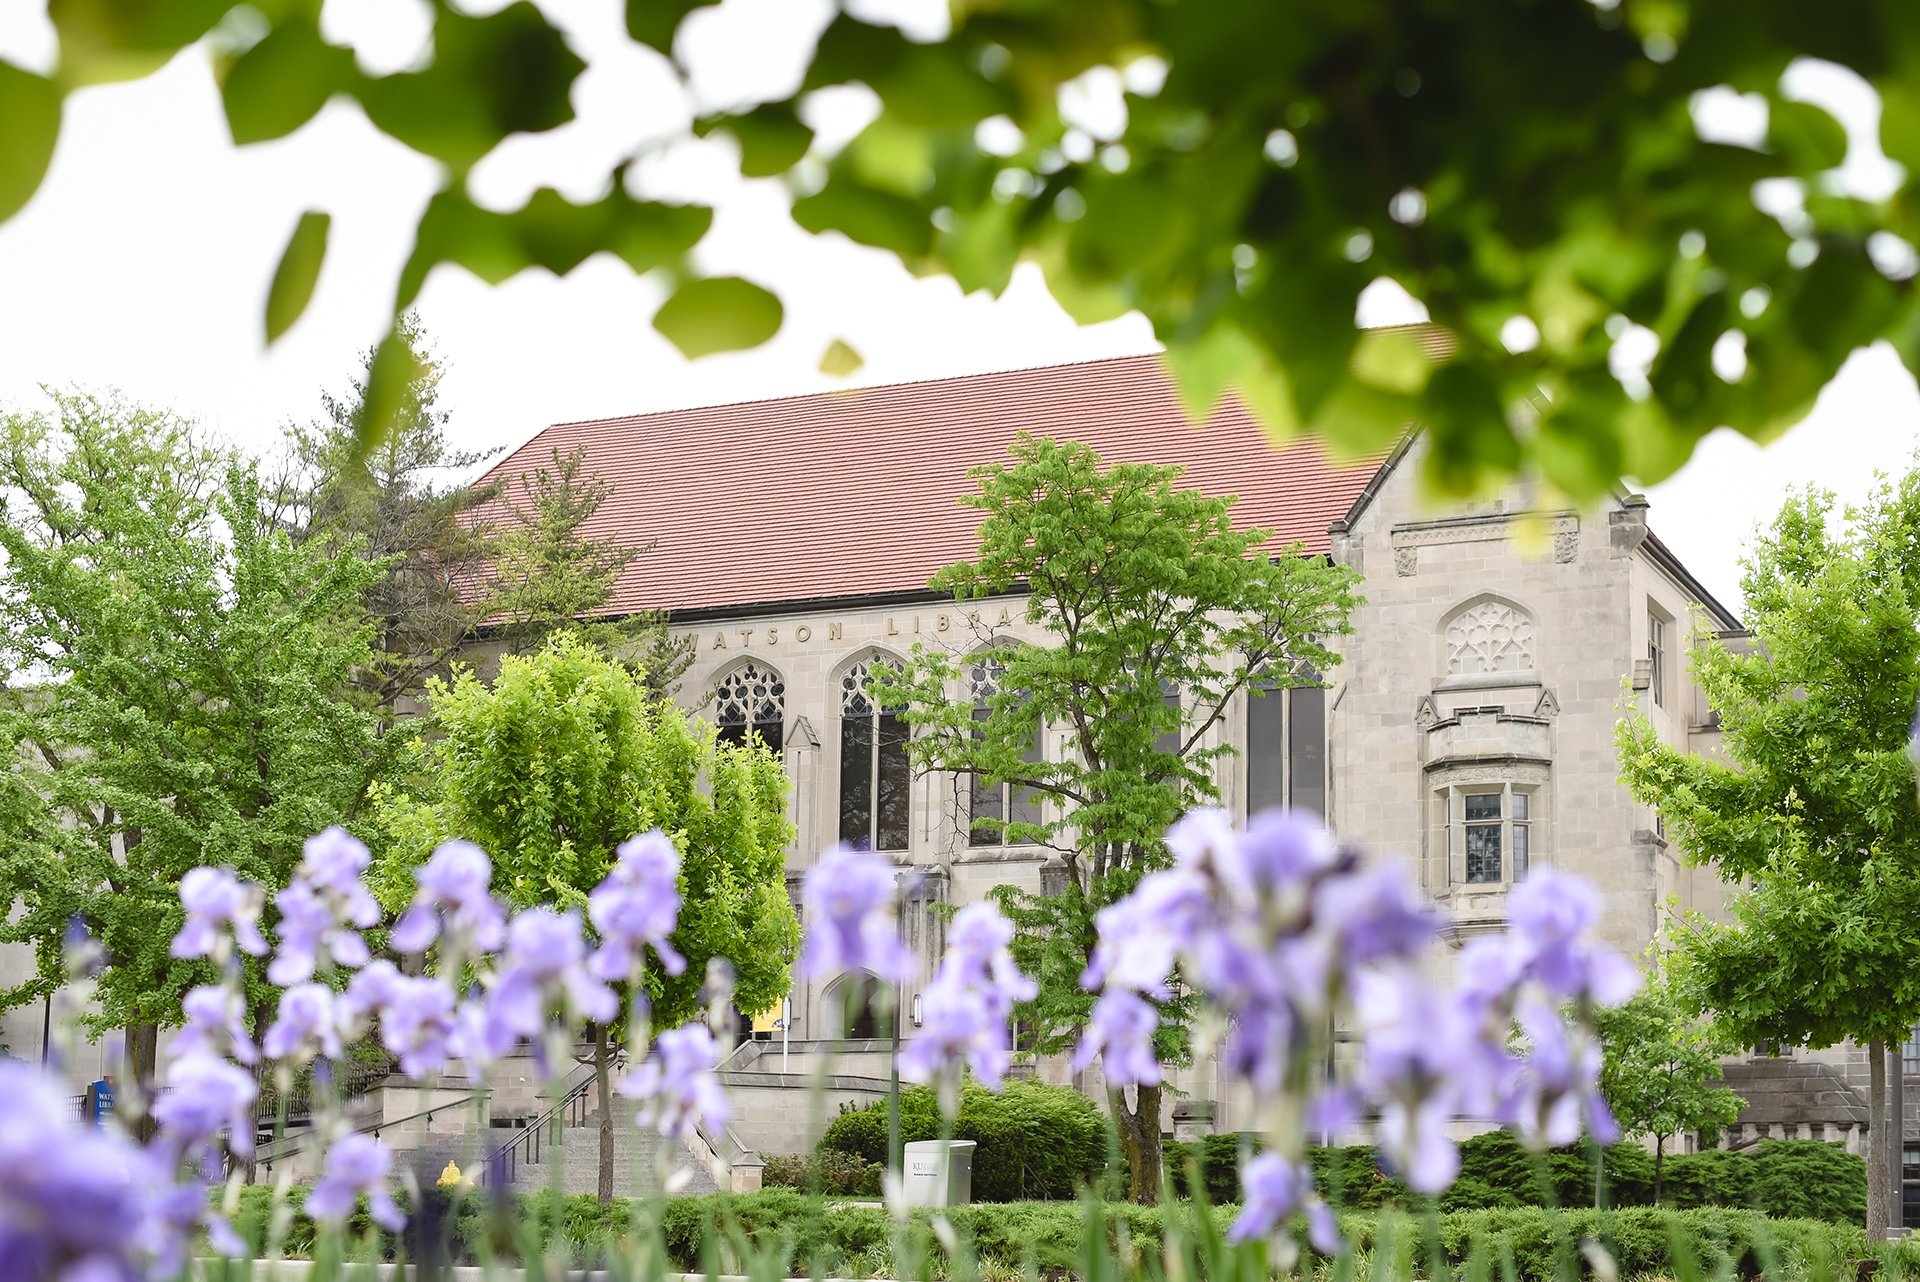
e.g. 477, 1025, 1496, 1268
762, 1149, 884, 1197
818, 1078, 1106, 1201
1176, 1131, 1867, 1226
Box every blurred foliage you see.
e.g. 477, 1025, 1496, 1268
819, 1078, 1107, 1201
225, 1181, 1888, 1280
14, 1, 1920, 498
1172, 1132, 1867, 1224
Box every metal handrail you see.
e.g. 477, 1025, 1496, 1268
476, 1061, 603, 1189
257, 1088, 488, 1172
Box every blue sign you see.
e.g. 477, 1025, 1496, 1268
87, 1079, 114, 1126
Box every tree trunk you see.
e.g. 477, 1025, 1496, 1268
1108, 1083, 1163, 1206
595, 1023, 615, 1204
127, 1021, 158, 1144
1870, 1036, 1890, 1241
1653, 1135, 1665, 1207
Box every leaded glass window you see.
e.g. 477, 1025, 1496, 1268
714, 663, 785, 754
968, 656, 1042, 847
840, 658, 909, 852
1464, 793, 1502, 882
1446, 602, 1536, 674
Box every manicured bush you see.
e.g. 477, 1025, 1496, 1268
1176, 1131, 1867, 1225
818, 1078, 1106, 1201
761, 1148, 884, 1196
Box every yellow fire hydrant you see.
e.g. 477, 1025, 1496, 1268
436, 1160, 464, 1189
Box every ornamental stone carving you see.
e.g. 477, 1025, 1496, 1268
1446, 602, 1535, 674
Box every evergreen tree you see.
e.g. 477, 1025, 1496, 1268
484, 444, 692, 698
278, 314, 503, 723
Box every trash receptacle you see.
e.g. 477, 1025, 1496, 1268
901, 1140, 976, 1207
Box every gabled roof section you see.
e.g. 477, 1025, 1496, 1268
474, 355, 1390, 617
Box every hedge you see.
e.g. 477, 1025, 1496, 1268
1173, 1132, 1868, 1225
818, 1078, 1105, 1201
228, 1186, 1909, 1281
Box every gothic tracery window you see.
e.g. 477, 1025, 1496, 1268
1446, 601, 1536, 674
714, 663, 785, 754
840, 657, 909, 852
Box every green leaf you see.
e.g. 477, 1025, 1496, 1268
652, 276, 783, 358
805, 14, 1009, 127
0, 63, 60, 224
396, 186, 712, 310
47, 0, 227, 83
792, 171, 934, 259
1768, 99, 1848, 174
264, 211, 330, 344
625, 0, 720, 54
1350, 328, 1436, 394
221, 17, 361, 145
820, 339, 864, 377
698, 100, 813, 177
359, 1, 584, 173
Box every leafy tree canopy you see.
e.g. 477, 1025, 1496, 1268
1594, 954, 1745, 1203
0, 392, 395, 1046
9, 1, 1918, 499
371, 631, 799, 1030
876, 431, 1362, 1201
1617, 472, 1920, 1054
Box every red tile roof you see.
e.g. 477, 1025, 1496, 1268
474, 355, 1391, 618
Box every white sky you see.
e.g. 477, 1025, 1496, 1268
0, 0, 1914, 618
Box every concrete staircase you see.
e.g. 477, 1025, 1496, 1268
410, 1098, 722, 1197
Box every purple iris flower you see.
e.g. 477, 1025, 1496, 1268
799, 846, 914, 983
588, 830, 687, 982
1312, 863, 1436, 967
262, 982, 345, 1063
1079, 869, 1209, 995
269, 828, 380, 984
1508, 869, 1642, 1004
488, 907, 618, 1046
171, 867, 268, 960
173, 984, 258, 1065
1222, 1150, 1346, 1257
0, 1062, 193, 1279
1377, 1094, 1461, 1195
152, 1052, 258, 1161
305, 1133, 404, 1231
380, 974, 460, 1078
390, 839, 505, 955
620, 1024, 732, 1141
898, 903, 1036, 1090
1508, 995, 1618, 1149
1072, 989, 1161, 1086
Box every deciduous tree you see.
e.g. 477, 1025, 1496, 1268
877, 432, 1362, 1203
371, 632, 798, 1200
1616, 474, 1920, 1236
1594, 956, 1746, 1205
0, 393, 395, 1119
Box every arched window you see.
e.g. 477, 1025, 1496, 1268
840, 657, 909, 852
829, 972, 896, 1040
1446, 600, 1536, 674
713, 663, 785, 754
968, 655, 1042, 847
1246, 678, 1326, 819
